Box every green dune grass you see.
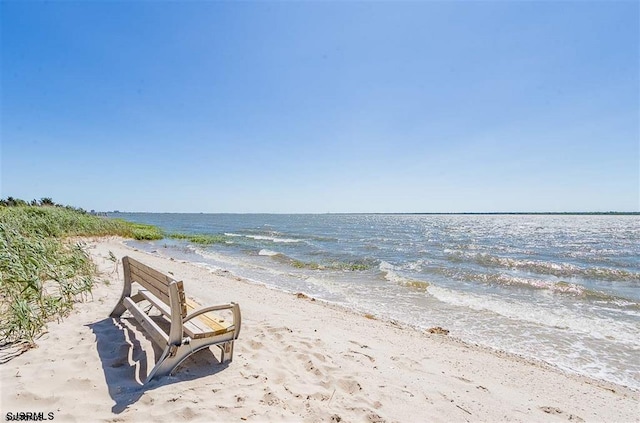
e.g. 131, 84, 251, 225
0, 202, 163, 348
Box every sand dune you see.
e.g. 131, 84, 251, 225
1, 237, 637, 422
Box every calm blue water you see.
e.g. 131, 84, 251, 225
112, 213, 640, 390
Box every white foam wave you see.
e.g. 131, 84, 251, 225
475, 273, 586, 295
222, 232, 303, 243
379, 261, 395, 272
259, 249, 280, 256
445, 250, 640, 281
246, 235, 301, 243
379, 261, 403, 282
427, 285, 640, 345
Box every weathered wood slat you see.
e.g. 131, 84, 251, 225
139, 289, 172, 319
184, 314, 208, 333
128, 263, 171, 290
186, 298, 231, 335
183, 321, 212, 339
129, 265, 173, 292
126, 257, 187, 315
123, 297, 169, 347
176, 282, 187, 318
130, 268, 170, 305
128, 259, 175, 287
195, 319, 233, 336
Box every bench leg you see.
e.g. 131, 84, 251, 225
146, 342, 197, 383
219, 341, 234, 364
110, 257, 132, 318
110, 302, 127, 318
145, 338, 235, 384
145, 344, 181, 383
145, 340, 205, 383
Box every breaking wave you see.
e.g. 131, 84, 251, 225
444, 250, 640, 281
380, 261, 430, 292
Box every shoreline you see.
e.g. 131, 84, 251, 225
201, 259, 636, 396
1, 236, 638, 422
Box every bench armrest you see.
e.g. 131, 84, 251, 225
185, 302, 241, 339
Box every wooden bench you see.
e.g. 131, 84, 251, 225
109, 256, 241, 383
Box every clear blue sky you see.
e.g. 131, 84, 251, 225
1, 1, 638, 213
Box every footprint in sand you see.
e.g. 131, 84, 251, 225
366, 412, 387, 423
304, 360, 323, 377
248, 340, 263, 350
176, 406, 197, 419
337, 378, 362, 394
389, 355, 421, 371
539, 406, 584, 422
299, 340, 320, 349
312, 352, 327, 362
261, 390, 282, 406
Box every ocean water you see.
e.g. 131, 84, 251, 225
112, 213, 640, 390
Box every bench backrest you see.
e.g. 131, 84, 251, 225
123, 256, 187, 318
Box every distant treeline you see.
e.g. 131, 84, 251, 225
0, 196, 88, 213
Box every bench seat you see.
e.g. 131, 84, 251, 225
139, 289, 235, 338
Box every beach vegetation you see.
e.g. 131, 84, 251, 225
289, 259, 370, 271
115, 220, 164, 240
340, 262, 369, 271
168, 233, 228, 245
0, 198, 164, 354
292, 260, 321, 270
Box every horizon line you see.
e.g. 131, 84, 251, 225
104, 211, 640, 216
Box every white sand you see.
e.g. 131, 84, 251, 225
1, 237, 638, 422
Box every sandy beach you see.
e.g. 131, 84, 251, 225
1, 237, 638, 422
